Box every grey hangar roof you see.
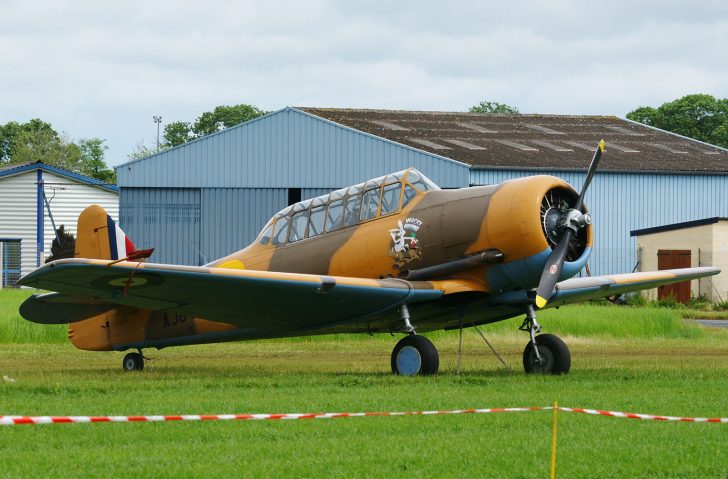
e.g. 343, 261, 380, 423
298, 108, 728, 174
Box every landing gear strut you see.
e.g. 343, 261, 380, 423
390, 304, 439, 376
520, 304, 571, 375
122, 350, 145, 372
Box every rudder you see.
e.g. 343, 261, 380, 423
76, 205, 137, 260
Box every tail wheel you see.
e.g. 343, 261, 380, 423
391, 335, 439, 376
123, 352, 144, 372
523, 334, 571, 375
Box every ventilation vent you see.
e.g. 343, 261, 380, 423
369, 120, 409, 131
442, 139, 485, 150
458, 122, 497, 133
494, 140, 538, 151
409, 138, 451, 150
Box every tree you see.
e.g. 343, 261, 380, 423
0, 119, 116, 183
163, 121, 193, 147
191, 104, 267, 137
626, 94, 728, 148
127, 142, 163, 161
11, 129, 81, 172
0, 119, 56, 162
469, 101, 520, 114
159, 104, 267, 149
45, 225, 76, 263
78, 138, 115, 183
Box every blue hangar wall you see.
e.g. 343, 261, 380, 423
116, 107, 728, 276
115, 107, 470, 265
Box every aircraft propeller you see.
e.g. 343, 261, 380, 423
534, 140, 605, 309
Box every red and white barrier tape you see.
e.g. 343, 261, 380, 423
0, 407, 541, 426
559, 407, 728, 423
2, 406, 727, 426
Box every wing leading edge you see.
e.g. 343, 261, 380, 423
547, 267, 720, 307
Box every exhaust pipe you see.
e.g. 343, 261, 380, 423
401, 249, 504, 281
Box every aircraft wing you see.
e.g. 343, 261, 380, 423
546, 267, 720, 307
17, 259, 443, 332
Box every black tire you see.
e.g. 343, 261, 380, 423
123, 352, 144, 372
522, 334, 571, 375
391, 335, 439, 376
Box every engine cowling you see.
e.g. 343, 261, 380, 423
479, 175, 593, 293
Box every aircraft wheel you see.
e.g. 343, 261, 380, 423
123, 352, 144, 372
391, 335, 439, 376
523, 334, 570, 375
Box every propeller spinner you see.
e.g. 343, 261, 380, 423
535, 140, 605, 309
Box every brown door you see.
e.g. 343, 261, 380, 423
657, 250, 691, 303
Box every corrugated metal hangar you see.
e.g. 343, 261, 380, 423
0, 161, 119, 285
115, 107, 728, 276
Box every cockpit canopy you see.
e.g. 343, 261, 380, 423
257, 168, 439, 245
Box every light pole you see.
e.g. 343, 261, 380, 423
153, 115, 162, 149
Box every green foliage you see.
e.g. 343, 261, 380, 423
162, 104, 267, 148
126, 142, 166, 161
469, 100, 520, 114
78, 138, 115, 183
626, 94, 728, 148
46, 225, 76, 263
162, 121, 193, 147
0, 120, 115, 183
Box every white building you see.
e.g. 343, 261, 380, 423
0, 162, 118, 287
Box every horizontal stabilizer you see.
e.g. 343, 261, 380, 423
20, 293, 114, 324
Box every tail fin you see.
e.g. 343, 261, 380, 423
76, 205, 137, 260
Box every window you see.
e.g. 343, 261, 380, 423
381, 183, 401, 215
343, 194, 362, 226
308, 206, 326, 238
325, 200, 344, 232
0, 240, 21, 288
360, 188, 381, 221
272, 216, 290, 245
402, 185, 417, 208
406, 170, 439, 191
258, 224, 273, 245
289, 211, 309, 242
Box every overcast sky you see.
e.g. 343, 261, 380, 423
2, 0, 727, 166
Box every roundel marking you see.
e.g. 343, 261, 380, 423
108, 277, 149, 287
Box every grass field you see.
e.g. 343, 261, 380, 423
2, 289, 728, 477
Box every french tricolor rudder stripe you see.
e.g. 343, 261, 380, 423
106, 215, 136, 260
2, 406, 727, 426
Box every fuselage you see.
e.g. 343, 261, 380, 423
212, 170, 593, 295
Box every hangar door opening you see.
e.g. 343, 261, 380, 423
657, 249, 691, 303
120, 188, 202, 266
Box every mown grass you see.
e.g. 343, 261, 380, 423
2, 287, 728, 477
2, 335, 728, 478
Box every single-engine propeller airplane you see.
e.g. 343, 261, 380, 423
18, 140, 719, 375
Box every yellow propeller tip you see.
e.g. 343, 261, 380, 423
599, 139, 605, 151
535, 295, 548, 309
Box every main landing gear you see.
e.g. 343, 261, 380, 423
391, 304, 439, 376
122, 350, 145, 372
520, 305, 571, 375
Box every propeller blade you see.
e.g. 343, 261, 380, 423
534, 140, 604, 308
574, 139, 605, 211
535, 229, 573, 308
